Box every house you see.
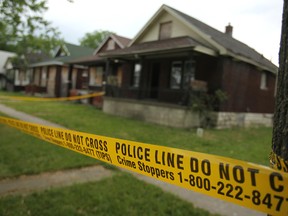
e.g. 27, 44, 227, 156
4, 53, 49, 92
99, 5, 277, 128
0, 50, 16, 90
68, 34, 131, 106
69, 34, 131, 92
28, 43, 94, 97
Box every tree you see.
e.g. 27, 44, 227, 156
271, 0, 288, 171
79, 30, 113, 49
0, 0, 62, 56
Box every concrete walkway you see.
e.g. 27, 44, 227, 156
0, 166, 113, 197
0, 103, 264, 216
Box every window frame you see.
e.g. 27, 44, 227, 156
260, 72, 268, 90
170, 60, 196, 90
170, 61, 182, 89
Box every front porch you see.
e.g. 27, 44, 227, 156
104, 48, 218, 106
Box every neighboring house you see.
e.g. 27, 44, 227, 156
29, 43, 94, 97
99, 5, 277, 128
0, 50, 16, 90
69, 34, 131, 93
5, 53, 49, 92
69, 34, 131, 108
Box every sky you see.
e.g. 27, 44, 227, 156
44, 0, 283, 65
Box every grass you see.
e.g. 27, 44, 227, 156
0, 96, 273, 166
0, 123, 98, 179
0, 173, 216, 216
0, 91, 271, 215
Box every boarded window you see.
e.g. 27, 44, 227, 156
89, 67, 103, 86
159, 21, 172, 40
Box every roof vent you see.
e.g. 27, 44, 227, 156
225, 23, 233, 37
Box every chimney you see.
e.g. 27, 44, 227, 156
225, 23, 233, 37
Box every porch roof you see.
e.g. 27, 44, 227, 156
100, 36, 215, 58
68, 54, 103, 65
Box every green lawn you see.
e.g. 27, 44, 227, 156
0, 96, 272, 166
0, 173, 215, 216
0, 123, 98, 179
0, 92, 272, 215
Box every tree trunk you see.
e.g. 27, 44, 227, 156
271, 0, 288, 170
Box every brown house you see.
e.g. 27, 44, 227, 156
29, 43, 94, 97
69, 34, 131, 105
99, 5, 277, 128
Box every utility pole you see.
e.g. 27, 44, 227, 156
271, 0, 288, 172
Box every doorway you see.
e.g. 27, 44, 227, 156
148, 62, 160, 99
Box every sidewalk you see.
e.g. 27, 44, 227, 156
0, 103, 264, 216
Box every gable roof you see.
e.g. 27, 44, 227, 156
93, 34, 131, 55
30, 42, 94, 67
119, 4, 277, 73
69, 34, 131, 65
164, 5, 277, 73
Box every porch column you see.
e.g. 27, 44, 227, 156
183, 53, 195, 105
104, 58, 110, 94
67, 64, 73, 96
138, 57, 144, 99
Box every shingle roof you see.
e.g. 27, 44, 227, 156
101, 36, 207, 57
30, 43, 94, 67
72, 34, 132, 64
165, 5, 277, 72
69, 54, 103, 64
112, 34, 131, 48
54, 43, 94, 63
103, 5, 277, 73
93, 34, 131, 55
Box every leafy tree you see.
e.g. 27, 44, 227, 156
0, 0, 62, 56
79, 30, 114, 49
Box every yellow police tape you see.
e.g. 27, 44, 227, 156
270, 151, 288, 173
0, 115, 287, 216
0, 92, 104, 101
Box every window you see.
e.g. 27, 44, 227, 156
170, 61, 182, 89
170, 60, 196, 89
260, 72, 268, 90
183, 60, 195, 89
132, 63, 141, 87
159, 21, 172, 40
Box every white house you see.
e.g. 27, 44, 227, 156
0, 50, 16, 90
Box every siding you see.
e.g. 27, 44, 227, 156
220, 58, 275, 113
